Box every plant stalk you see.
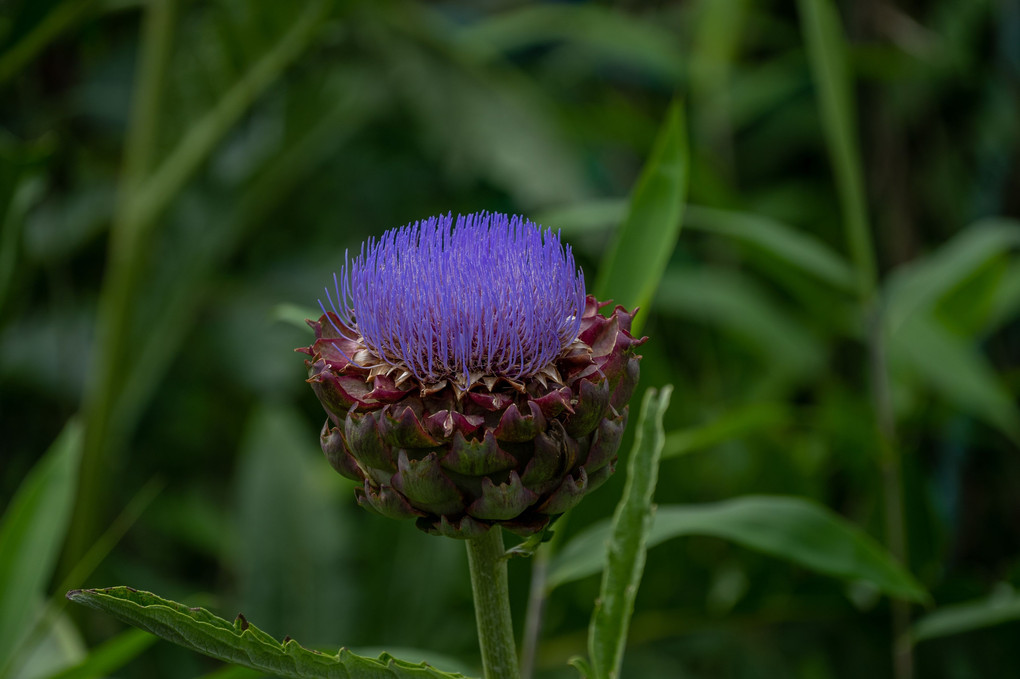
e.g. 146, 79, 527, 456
798, 1, 913, 674
465, 528, 520, 679
62, 0, 178, 580
869, 305, 912, 679
519, 547, 549, 679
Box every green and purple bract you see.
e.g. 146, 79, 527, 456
300, 212, 646, 538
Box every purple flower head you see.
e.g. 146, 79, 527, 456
321, 212, 586, 390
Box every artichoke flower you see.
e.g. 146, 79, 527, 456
298, 212, 645, 538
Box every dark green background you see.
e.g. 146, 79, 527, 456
1, 0, 1018, 677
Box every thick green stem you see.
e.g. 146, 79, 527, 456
466, 528, 519, 679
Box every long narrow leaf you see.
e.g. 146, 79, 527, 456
551, 496, 928, 603
587, 386, 673, 679
888, 313, 1020, 442
0, 421, 83, 671
540, 200, 856, 293
662, 402, 790, 460
42, 629, 155, 679
885, 218, 1020, 332
535, 198, 626, 238
452, 4, 685, 83
595, 102, 688, 333
0, 0, 100, 85
912, 587, 1020, 643
66, 588, 470, 679
127, 0, 330, 232
656, 268, 824, 377
797, 0, 875, 297
70, 0, 330, 574
987, 261, 1020, 333
685, 206, 857, 291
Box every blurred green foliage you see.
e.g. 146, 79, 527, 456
1, 0, 1019, 677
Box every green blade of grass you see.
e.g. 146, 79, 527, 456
888, 313, 1020, 442
0, 0, 101, 86
685, 206, 857, 292
656, 267, 825, 377
912, 587, 1020, 644
41, 629, 155, 679
69, 0, 330, 576
662, 402, 790, 460
797, 0, 875, 298
540, 200, 856, 292
0, 421, 83, 672
884, 218, 1020, 332
594, 102, 688, 334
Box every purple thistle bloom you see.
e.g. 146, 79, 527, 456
321, 212, 586, 389
300, 211, 646, 538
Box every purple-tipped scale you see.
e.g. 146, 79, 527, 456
298, 212, 646, 537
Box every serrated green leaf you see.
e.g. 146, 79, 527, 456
0, 421, 82, 672
912, 586, 1020, 643
587, 386, 673, 679
551, 496, 928, 604
66, 588, 472, 679
194, 665, 263, 679
350, 650, 474, 678
594, 102, 688, 333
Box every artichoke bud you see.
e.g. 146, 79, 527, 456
298, 212, 646, 538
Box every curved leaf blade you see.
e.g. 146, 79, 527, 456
912, 587, 1020, 643
888, 313, 1020, 442
587, 386, 673, 679
885, 218, 1020, 332
656, 268, 825, 377
66, 588, 471, 679
684, 206, 857, 291
551, 496, 928, 604
540, 200, 858, 293
0, 420, 83, 671
797, 0, 876, 297
662, 402, 790, 460
594, 102, 688, 333
453, 4, 685, 83
535, 198, 626, 238
42, 629, 155, 679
